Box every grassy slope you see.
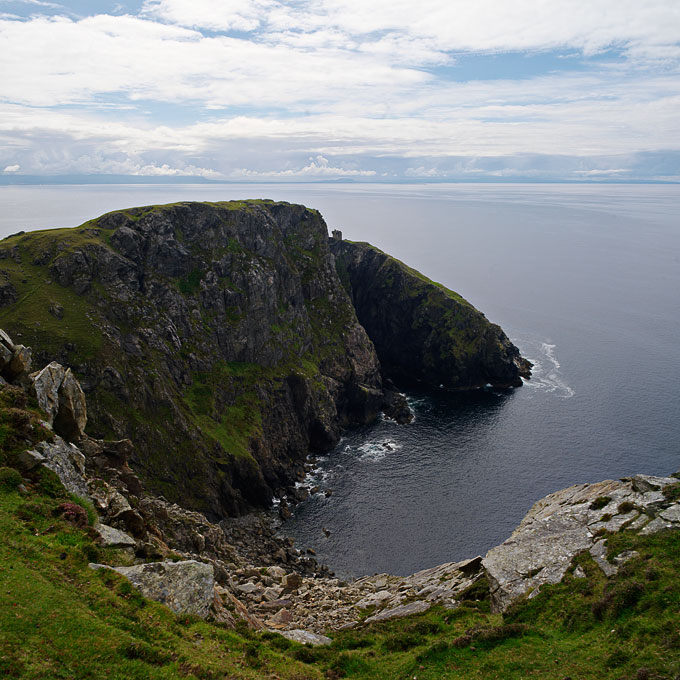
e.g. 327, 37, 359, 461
1, 389, 679, 679
2, 464, 679, 679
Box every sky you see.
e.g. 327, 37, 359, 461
1, 0, 679, 182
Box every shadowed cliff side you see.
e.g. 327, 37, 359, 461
330, 239, 532, 389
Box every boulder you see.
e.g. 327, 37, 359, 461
36, 435, 89, 498
277, 629, 332, 646
363, 600, 430, 624
6, 345, 31, 380
30, 362, 66, 425
93, 523, 136, 549
54, 369, 87, 440
281, 573, 303, 591
16, 448, 46, 472
483, 477, 680, 612
90, 560, 215, 618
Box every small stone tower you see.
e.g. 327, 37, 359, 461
331, 229, 343, 241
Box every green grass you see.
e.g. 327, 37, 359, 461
2, 386, 680, 679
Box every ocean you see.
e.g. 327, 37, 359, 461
2, 182, 679, 576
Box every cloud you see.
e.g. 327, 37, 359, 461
3, 164, 20, 172
0, 3, 679, 180
231, 155, 376, 178
573, 168, 631, 176
142, 0, 276, 32
0, 0, 62, 7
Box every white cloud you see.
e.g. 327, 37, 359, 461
573, 168, 631, 176
142, 0, 277, 32
3, 164, 20, 172
0, 3, 679, 179
232, 155, 376, 178
405, 167, 441, 177
0, 0, 62, 7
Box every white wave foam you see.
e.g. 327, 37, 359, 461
355, 438, 402, 462
522, 341, 575, 398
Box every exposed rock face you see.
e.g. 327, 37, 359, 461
35, 436, 89, 498
331, 239, 531, 389
30, 362, 87, 440
90, 560, 215, 618
0, 202, 383, 518
0, 328, 31, 381
483, 473, 680, 612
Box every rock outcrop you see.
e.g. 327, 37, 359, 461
90, 560, 215, 618
483, 473, 680, 612
331, 239, 532, 389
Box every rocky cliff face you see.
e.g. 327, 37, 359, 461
0, 201, 383, 518
0, 201, 529, 520
331, 239, 532, 389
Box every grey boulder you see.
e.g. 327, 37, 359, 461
90, 560, 215, 618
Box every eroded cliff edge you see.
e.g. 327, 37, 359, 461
0, 200, 530, 519
331, 239, 532, 389
0, 201, 385, 518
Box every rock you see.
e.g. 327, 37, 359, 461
30, 362, 66, 425
217, 586, 266, 630
36, 435, 89, 498
15, 448, 46, 472
640, 517, 674, 535
458, 556, 483, 574
363, 600, 431, 624
0, 328, 14, 351
355, 590, 392, 609
54, 369, 87, 440
6, 344, 31, 380
630, 474, 678, 493
277, 629, 332, 646
262, 586, 284, 602
589, 540, 617, 577
483, 475, 680, 612
88, 478, 131, 517
236, 582, 259, 595
659, 504, 680, 523
267, 607, 293, 627
90, 560, 215, 617
613, 550, 639, 567
281, 573, 303, 591
93, 523, 136, 548
266, 565, 286, 580
0, 340, 13, 369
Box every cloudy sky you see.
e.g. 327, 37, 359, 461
1, 0, 679, 181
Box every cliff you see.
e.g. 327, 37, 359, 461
0, 201, 529, 519
331, 239, 532, 388
0, 201, 383, 518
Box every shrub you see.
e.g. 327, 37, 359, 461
590, 496, 611, 510
55, 501, 89, 528
662, 482, 680, 501
452, 624, 528, 648
0, 466, 22, 491
592, 581, 645, 620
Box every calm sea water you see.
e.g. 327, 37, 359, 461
2, 183, 679, 576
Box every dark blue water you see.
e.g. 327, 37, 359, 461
2, 183, 679, 576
